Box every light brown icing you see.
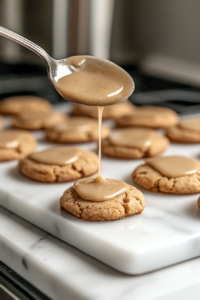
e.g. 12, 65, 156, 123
73, 107, 128, 202
109, 128, 159, 150
179, 119, 200, 133
0, 130, 27, 149
53, 117, 98, 132
146, 156, 200, 178
55, 55, 134, 106
29, 147, 81, 165
74, 176, 128, 202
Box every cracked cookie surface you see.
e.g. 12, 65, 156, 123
60, 185, 145, 221
132, 164, 200, 194
19, 149, 99, 182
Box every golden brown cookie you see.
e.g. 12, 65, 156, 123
132, 156, 200, 194
60, 185, 145, 221
45, 117, 110, 143
102, 128, 169, 159
12, 111, 66, 131
0, 96, 52, 115
166, 118, 200, 143
71, 102, 135, 119
116, 106, 179, 129
0, 130, 37, 162
19, 146, 99, 182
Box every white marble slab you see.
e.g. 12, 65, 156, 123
0, 104, 200, 274
1, 206, 200, 300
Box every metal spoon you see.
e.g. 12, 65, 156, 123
0, 26, 76, 86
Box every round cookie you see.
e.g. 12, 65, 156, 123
19, 146, 99, 183
45, 117, 110, 143
12, 111, 66, 130
0, 96, 52, 115
166, 118, 200, 143
132, 156, 200, 194
116, 106, 179, 129
60, 185, 145, 221
102, 128, 169, 159
0, 130, 37, 162
71, 102, 135, 120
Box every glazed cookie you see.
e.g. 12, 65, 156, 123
0, 130, 37, 162
102, 128, 169, 159
46, 117, 110, 143
132, 156, 200, 194
19, 146, 99, 182
166, 118, 200, 143
60, 185, 145, 221
71, 102, 135, 119
12, 111, 66, 130
116, 106, 179, 129
0, 96, 52, 115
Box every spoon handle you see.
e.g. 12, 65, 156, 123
0, 26, 52, 67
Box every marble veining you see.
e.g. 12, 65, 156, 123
1, 206, 200, 300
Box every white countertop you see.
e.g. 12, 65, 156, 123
1, 206, 200, 300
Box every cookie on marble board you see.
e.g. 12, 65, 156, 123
19, 146, 99, 183
45, 117, 110, 143
71, 102, 135, 120
0, 130, 37, 162
166, 118, 200, 143
132, 156, 200, 194
116, 106, 179, 129
60, 185, 145, 221
12, 111, 66, 130
102, 128, 169, 159
0, 96, 52, 115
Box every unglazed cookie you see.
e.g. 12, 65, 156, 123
0, 96, 52, 115
19, 146, 99, 182
0, 130, 37, 162
102, 128, 169, 159
12, 111, 66, 130
60, 185, 145, 221
166, 118, 200, 143
116, 106, 179, 129
71, 102, 135, 119
46, 117, 110, 143
132, 156, 200, 194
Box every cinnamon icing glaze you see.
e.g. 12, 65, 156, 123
109, 128, 158, 150
146, 156, 200, 178
29, 147, 80, 165
74, 176, 129, 202
0, 130, 27, 149
179, 119, 200, 133
55, 56, 134, 106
